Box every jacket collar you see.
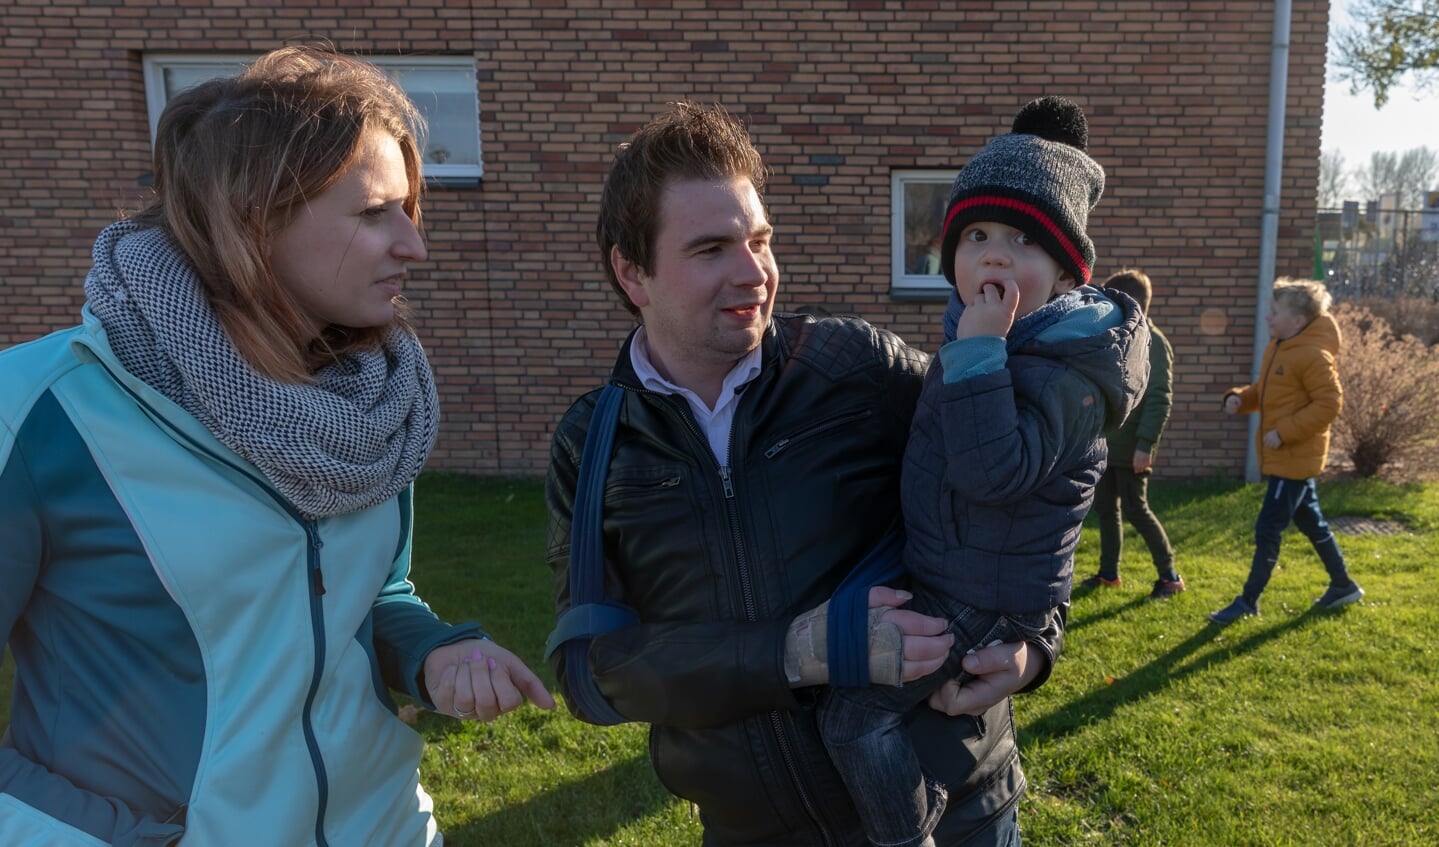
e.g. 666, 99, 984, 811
609, 320, 784, 392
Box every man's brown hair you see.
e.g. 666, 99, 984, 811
596, 101, 767, 319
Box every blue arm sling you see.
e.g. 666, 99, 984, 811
542, 384, 638, 726
826, 527, 905, 687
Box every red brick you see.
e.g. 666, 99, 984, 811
0, 0, 1330, 479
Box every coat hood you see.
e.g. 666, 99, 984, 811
1282, 311, 1341, 357
1019, 286, 1151, 432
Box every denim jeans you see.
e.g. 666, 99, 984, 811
1094, 464, 1174, 580
819, 593, 1048, 847
1242, 475, 1351, 604
953, 807, 1021, 847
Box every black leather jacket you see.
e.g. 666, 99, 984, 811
546, 314, 1065, 847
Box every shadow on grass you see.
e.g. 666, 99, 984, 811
1023, 606, 1331, 746
441, 754, 673, 847
1063, 591, 1150, 633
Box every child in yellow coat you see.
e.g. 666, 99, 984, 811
1209, 278, 1364, 624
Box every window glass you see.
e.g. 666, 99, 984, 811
384, 64, 482, 171
891, 170, 957, 296
143, 55, 483, 180
163, 63, 246, 97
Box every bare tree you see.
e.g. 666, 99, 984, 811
1353, 147, 1439, 208
1319, 149, 1352, 207
1396, 147, 1439, 209
1355, 151, 1401, 204
1334, 0, 1439, 108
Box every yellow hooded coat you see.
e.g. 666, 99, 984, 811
1228, 312, 1343, 480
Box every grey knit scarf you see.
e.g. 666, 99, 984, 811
84, 220, 439, 518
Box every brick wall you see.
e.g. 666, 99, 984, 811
0, 0, 1330, 479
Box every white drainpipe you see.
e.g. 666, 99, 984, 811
1247, 0, 1293, 483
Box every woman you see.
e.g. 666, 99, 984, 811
0, 45, 552, 846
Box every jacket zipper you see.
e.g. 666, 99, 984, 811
718, 412, 836, 847
717, 467, 758, 621
763, 408, 872, 459
631, 383, 838, 844
301, 519, 331, 847
1257, 337, 1282, 435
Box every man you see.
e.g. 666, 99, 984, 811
545, 101, 1064, 846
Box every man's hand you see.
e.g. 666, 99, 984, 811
424, 638, 557, 721
926, 640, 1040, 716
954, 279, 1019, 340
1133, 449, 1153, 473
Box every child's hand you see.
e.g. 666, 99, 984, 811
1222, 394, 1241, 414
955, 279, 1019, 340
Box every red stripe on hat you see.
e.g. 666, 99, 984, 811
944, 195, 1091, 281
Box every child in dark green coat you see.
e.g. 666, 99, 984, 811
1080, 268, 1184, 599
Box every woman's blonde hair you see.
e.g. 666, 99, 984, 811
135, 44, 426, 382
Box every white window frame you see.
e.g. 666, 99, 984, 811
891, 169, 958, 298
142, 54, 483, 183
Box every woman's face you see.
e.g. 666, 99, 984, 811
269, 129, 426, 337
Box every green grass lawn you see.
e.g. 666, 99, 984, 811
4, 473, 1436, 846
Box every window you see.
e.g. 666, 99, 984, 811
891, 170, 957, 298
142, 54, 483, 184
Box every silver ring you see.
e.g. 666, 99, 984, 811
455, 707, 474, 718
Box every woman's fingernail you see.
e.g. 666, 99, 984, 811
487, 657, 497, 670
469, 649, 485, 661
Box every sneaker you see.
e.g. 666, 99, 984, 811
1314, 581, 1364, 609
1149, 576, 1186, 600
1208, 596, 1257, 624
1080, 574, 1122, 589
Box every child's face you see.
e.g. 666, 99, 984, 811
1266, 300, 1308, 341
951, 221, 1075, 318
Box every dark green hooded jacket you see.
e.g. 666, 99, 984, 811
1106, 321, 1173, 462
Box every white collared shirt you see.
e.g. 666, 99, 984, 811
629, 327, 762, 465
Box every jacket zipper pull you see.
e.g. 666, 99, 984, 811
719, 466, 736, 500
305, 521, 326, 595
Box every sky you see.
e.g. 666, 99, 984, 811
1320, 0, 1438, 165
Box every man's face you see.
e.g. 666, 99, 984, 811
613, 176, 778, 389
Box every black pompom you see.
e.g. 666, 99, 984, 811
1011, 96, 1088, 151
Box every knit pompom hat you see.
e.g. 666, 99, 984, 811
940, 96, 1105, 287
